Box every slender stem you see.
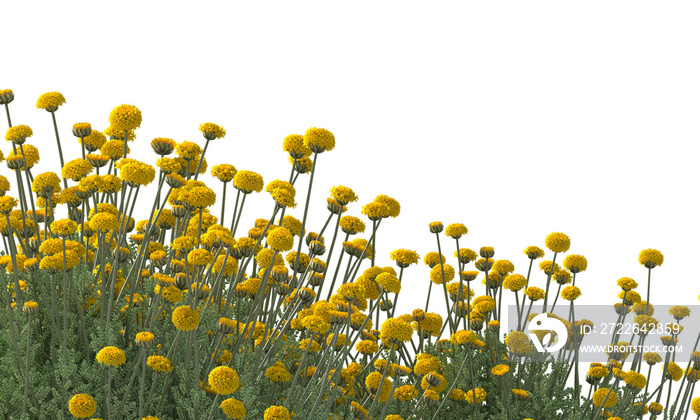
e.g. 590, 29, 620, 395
50, 111, 68, 189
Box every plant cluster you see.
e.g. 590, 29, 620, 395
0, 88, 698, 419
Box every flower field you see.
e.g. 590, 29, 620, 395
0, 89, 698, 419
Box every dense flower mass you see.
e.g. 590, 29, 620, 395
208, 366, 240, 394
109, 104, 142, 130
68, 393, 96, 418
0, 91, 680, 420
95, 346, 126, 367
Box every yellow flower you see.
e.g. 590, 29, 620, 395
208, 366, 240, 395
638, 248, 663, 269
303, 127, 335, 153
211, 163, 237, 182
264, 405, 290, 420
356, 339, 379, 355
592, 388, 618, 407
339, 215, 365, 235
265, 362, 291, 383
524, 245, 545, 259
101, 140, 128, 160
199, 122, 226, 139
376, 272, 401, 294
172, 305, 200, 331
118, 160, 156, 187
561, 286, 581, 301
7, 144, 40, 169
281, 215, 303, 237
68, 393, 96, 418
421, 372, 447, 392
95, 346, 126, 367
89, 213, 120, 233
82, 130, 107, 151
301, 315, 331, 334
563, 254, 587, 273
0, 196, 17, 213
62, 158, 94, 181
266, 227, 294, 252
389, 249, 420, 267
429, 264, 455, 284
503, 274, 527, 292
545, 232, 570, 253
423, 252, 445, 268
176, 141, 202, 161
374, 194, 400, 218
445, 223, 468, 239
266, 180, 296, 208
329, 185, 358, 205
32, 172, 62, 196
465, 388, 487, 404
380, 317, 413, 344
491, 364, 510, 376
691, 397, 700, 415
220, 398, 247, 419
233, 170, 264, 193
36, 91, 66, 111
51, 218, 78, 237
394, 384, 418, 401
109, 104, 142, 131
617, 277, 638, 291
147, 355, 174, 372
493, 259, 515, 275
5, 125, 32, 143
283, 134, 312, 158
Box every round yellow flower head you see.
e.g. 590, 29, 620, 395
616, 277, 638, 291
380, 317, 413, 344
563, 254, 587, 273
638, 248, 663, 269
109, 104, 142, 131
208, 366, 240, 395
592, 388, 618, 407
264, 405, 291, 420
329, 185, 358, 205
62, 158, 94, 181
211, 163, 237, 182
303, 127, 335, 153
267, 227, 294, 252
95, 346, 126, 367
5, 125, 33, 144
0, 89, 13, 105
691, 397, 700, 415
282, 134, 311, 158
233, 170, 264, 194
172, 305, 200, 331
51, 218, 78, 237
220, 398, 247, 419
36, 91, 65, 112
68, 393, 96, 418
199, 122, 226, 140
545, 232, 570, 253
561, 285, 582, 301
147, 355, 174, 372
445, 223, 468, 239
524, 245, 545, 259
0, 196, 17, 214
176, 140, 202, 161
491, 364, 510, 376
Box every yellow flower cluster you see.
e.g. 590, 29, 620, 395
36, 91, 66, 111
172, 305, 200, 331
545, 232, 570, 253
5, 125, 32, 143
208, 366, 240, 395
109, 104, 142, 131
68, 393, 96, 418
199, 122, 226, 139
95, 346, 126, 367
147, 355, 174, 372
233, 170, 264, 193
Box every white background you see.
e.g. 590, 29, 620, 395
2, 1, 699, 327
